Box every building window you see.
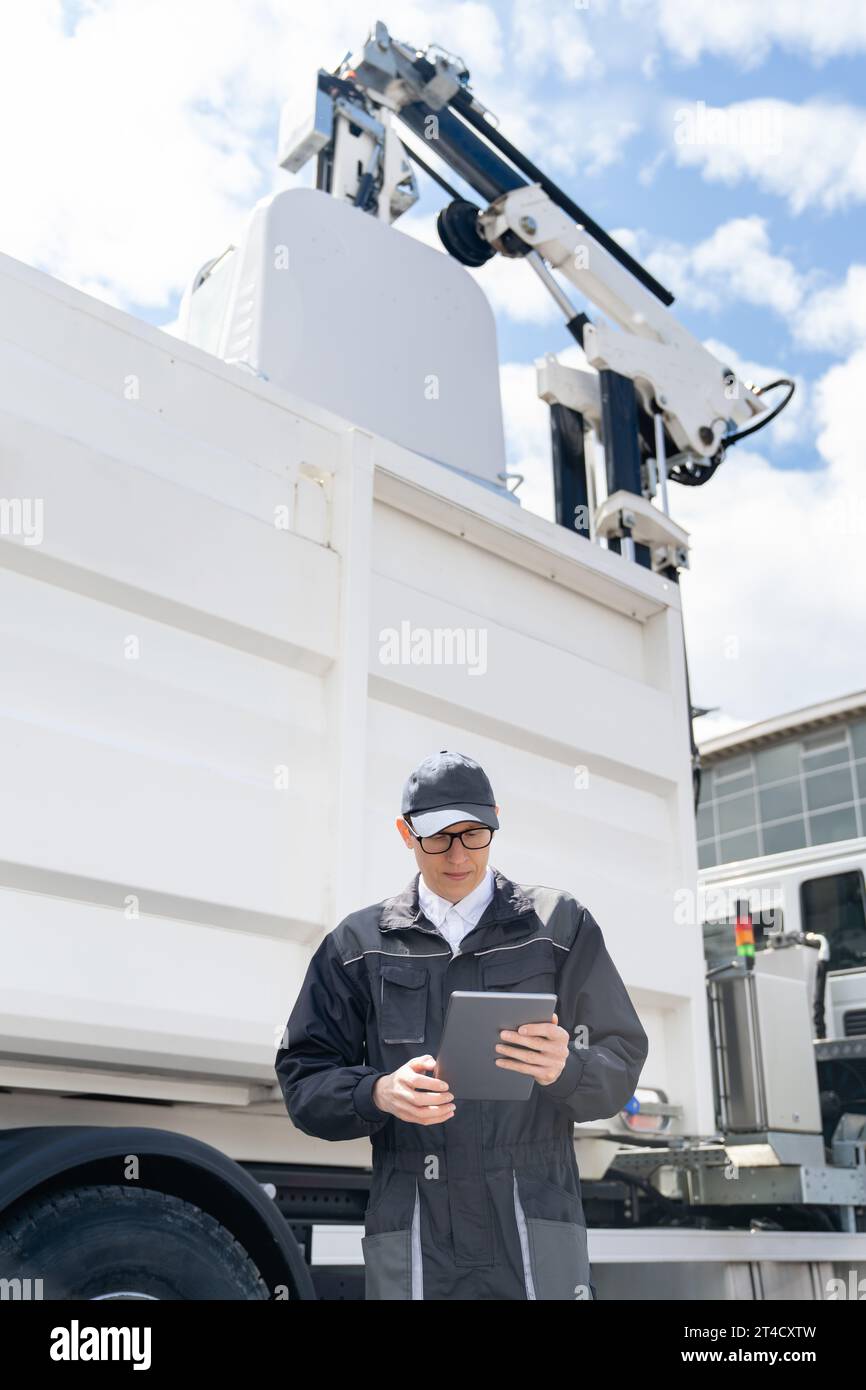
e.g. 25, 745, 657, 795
717, 792, 758, 835
759, 780, 804, 822
717, 829, 760, 861
697, 716, 866, 866
850, 717, 866, 759
801, 728, 850, 772
762, 819, 807, 855
809, 806, 859, 845
714, 754, 754, 789
804, 767, 856, 812
698, 840, 718, 868
755, 743, 800, 783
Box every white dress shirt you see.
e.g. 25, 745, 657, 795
417, 863, 495, 956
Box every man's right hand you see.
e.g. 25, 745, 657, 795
372, 1056, 455, 1125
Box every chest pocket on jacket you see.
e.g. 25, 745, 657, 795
379, 963, 429, 1044
480, 940, 558, 995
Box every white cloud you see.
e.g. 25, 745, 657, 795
665, 338, 866, 725
476, 254, 563, 325
620, 217, 809, 322
813, 345, 866, 494
499, 360, 554, 519
582, 115, 641, 177
510, 0, 600, 82
0, 1, 272, 307
0, 1, 504, 311
640, 50, 660, 82
608, 227, 641, 256
613, 217, 866, 402
667, 98, 866, 214
624, 210, 866, 368
498, 333, 864, 728
795, 266, 866, 353
675, 436, 865, 726
693, 711, 752, 745
0, 0, 648, 315
637, 149, 667, 186
689, 220, 806, 316
655, 0, 866, 66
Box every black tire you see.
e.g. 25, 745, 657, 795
0, 1185, 270, 1300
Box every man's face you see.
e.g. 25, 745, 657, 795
396, 811, 498, 903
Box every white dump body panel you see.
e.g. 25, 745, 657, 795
0, 246, 714, 1160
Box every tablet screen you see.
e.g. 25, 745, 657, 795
434, 990, 558, 1100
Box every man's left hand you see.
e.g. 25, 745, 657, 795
495, 1011, 570, 1086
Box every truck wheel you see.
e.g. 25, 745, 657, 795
0, 1185, 270, 1300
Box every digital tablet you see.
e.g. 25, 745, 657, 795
433, 990, 558, 1101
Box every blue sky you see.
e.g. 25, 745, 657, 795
4, 1, 865, 736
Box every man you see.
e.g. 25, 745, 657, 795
275, 750, 648, 1301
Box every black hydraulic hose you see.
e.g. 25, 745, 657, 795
447, 87, 674, 307
671, 378, 796, 488
724, 379, 795, 447
667, 580, 703, 812
814, 958, 828, 1039
399, 140, 464, 201
684, 637, 703, 813
354, 171, 376, 210
668, 452, 726, 487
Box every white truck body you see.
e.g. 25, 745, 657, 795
698, 837, 866, 939
1, 219, 862, 1296
0, 239, 707, 1152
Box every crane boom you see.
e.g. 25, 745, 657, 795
278, 21, 792, 575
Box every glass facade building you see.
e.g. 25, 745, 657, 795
697, 706, 866, 869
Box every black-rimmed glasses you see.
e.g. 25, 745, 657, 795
407, 825, 493, 854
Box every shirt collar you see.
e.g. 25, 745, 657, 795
418, 863, 495, 929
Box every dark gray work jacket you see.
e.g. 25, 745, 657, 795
275, 866, 649, 1300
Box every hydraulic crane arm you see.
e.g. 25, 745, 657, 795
278, 21, 794, 574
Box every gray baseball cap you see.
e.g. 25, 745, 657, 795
401, 750, 499, 837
